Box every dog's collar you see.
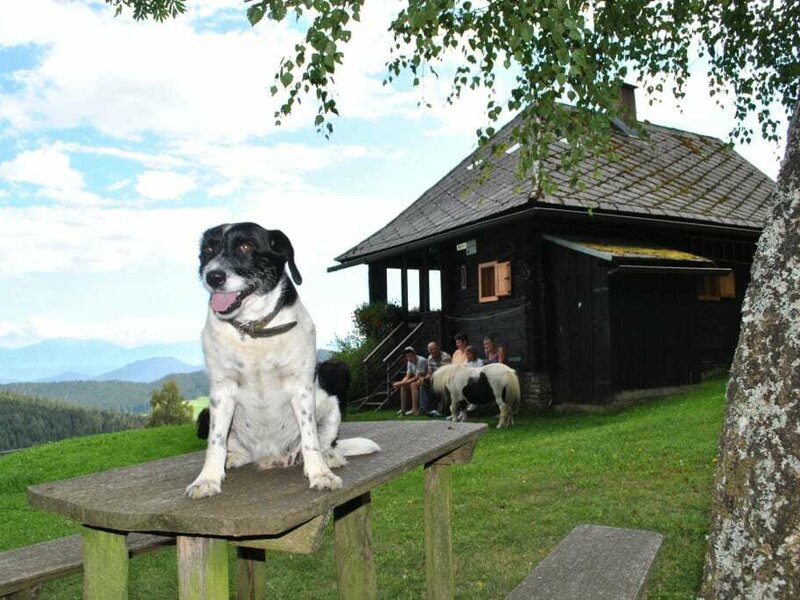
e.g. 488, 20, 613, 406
228, 304, 297, 339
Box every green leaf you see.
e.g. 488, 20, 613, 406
246, 4, 265, 27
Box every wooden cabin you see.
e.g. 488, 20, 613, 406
329, 89, 774, 407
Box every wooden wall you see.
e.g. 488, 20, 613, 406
439, 223, 537, 369
543, 243, 612, 404
609, 273, 700, 391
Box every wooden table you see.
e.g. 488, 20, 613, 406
27, 421, 486, 600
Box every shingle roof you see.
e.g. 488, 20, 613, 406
334, 114, 775, 265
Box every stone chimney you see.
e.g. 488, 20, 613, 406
618, 83, 637, 126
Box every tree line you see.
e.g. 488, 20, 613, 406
0, 390, 147, 452
0, 371, 209, 414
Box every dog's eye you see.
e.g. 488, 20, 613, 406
239, 242, 254, 254
202, 245, 214, 255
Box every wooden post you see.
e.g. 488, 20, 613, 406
368, 263, 388, 304
401, 256, 409, 319
420, 251, 430, 313
236, 547, 266, 600
424, 463, 454, 600
333, 493, 377, 600
82, 527, 129, 600
176, 536, 229, 600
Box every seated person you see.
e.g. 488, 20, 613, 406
424, 340, 451, 416
393, 346, 428, 416
451, 332, 469, 365
483, 335, 507, 364
465, 345, 484, 367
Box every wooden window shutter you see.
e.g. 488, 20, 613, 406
719, 272, 736, 298
496, 261, 511, 297
697, 275, 721, 301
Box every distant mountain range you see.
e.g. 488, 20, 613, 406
0, 338, 204, 383
94, 357, 202, 382
0, 339, 335, 384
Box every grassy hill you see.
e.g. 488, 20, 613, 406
0, 371, 208, 414
0, 391, 147, 452
0, 379, 728, 599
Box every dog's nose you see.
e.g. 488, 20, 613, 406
206, 270, 227, 288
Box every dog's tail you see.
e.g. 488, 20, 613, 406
336, 437, 381, 456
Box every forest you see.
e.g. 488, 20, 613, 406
0, 391, 147, 452
0, 371, 208, 414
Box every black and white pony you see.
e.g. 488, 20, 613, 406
432, 363, 520, 428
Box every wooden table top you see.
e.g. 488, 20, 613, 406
28, 421, 487, 538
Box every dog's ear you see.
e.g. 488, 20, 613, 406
269, 229, 302, 285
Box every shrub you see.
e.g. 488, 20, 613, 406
333, 302, 402, 407
147, 380, 193, 427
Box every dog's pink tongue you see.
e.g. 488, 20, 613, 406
211, 292, 239, 312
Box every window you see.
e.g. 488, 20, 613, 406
698, 272, 736, 301
719, 273, 736, 298
478, 261, 511, 302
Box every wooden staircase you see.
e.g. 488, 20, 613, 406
354, 313, 441, 412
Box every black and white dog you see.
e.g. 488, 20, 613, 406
186, 222, 379, 499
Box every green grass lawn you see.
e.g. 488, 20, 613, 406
0, 379, 727, 599
187, 396, 209, 419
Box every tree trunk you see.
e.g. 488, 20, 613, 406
701, 100, 800, 598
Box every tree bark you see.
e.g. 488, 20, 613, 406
701, 100, 800, 598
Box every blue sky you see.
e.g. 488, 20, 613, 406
0, 0, 787, 351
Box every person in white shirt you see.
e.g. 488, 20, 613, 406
465, 345, 484, 368
392, 346, 428, 416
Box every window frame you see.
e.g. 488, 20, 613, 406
478, 260, 511, 303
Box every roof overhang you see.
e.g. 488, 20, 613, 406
328, 204, 762, 272
543, 233, 734, 277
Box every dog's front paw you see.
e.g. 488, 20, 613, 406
308, 469, 343, 491
185, 478, 222, 499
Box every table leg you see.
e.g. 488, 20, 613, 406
82, 527, 129, 599
424, 463, 454, 600
334, 493, 377, 599
236, 546, 267, 600
176, 536, 229, 600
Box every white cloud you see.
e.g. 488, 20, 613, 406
0, 1, 305, 140
0, 0, 472, 144
0, 205, 227, 275
0, 144, 106, 206
0, 315, 204, 349
169, 140, 373, 190
0, 146, 82, 190
107, 178, 132, 191
135, 170, 196, 200
64, 142, 188, 170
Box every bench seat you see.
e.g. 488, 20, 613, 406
0, 532, 173, 598
506, 524, 663, 600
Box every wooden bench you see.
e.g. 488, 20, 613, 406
506, 524, 663, 600
0, 532, 173, 599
